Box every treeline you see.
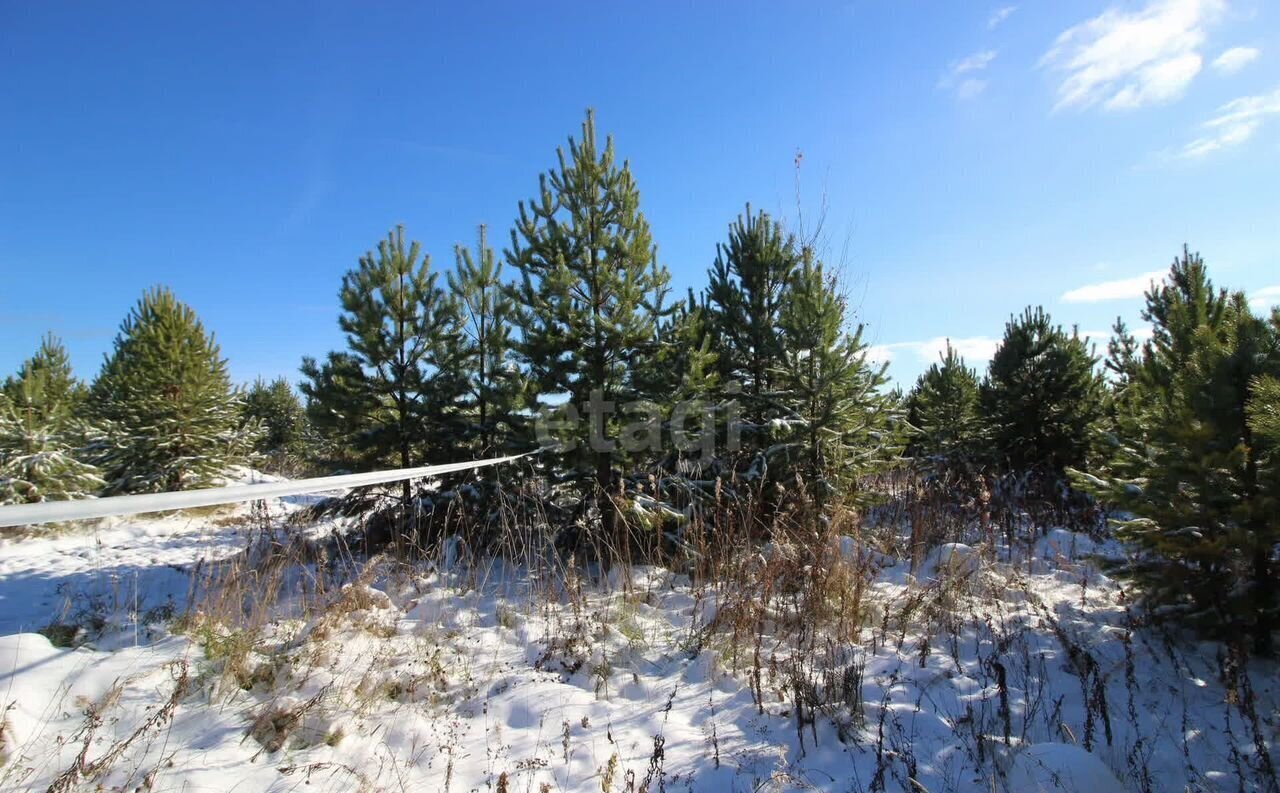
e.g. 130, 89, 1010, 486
0, 288, 305, 502
0, 112, 897, 532
905, 249, 1280, 654
294, 112, 899, 554
1, 111, 1277, 653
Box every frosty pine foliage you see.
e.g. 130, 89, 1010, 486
0, 335, 103, 506
2, 332, 87, 418
90, 287, 247, 494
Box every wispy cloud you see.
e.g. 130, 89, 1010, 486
1211, 45, 1260, 74
988, 5, 1018, 30
869, 326, 1158, 372
1250, 285, 1280, 312
1175, 86, 1280, 158
1061, 270, 1166, 303
1041, 0, 1224, 111
939, 50, 998, 100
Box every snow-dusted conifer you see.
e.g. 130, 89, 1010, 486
3, 333, 87, 419
91, 287, 246, 493
240, 377, 312, 473
0, 337, 103, 506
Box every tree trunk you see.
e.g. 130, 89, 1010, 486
400, 439, 412, 555
1253, 545, 1274, 657
597, 448, 616, 567
1242, 420, 1273, 656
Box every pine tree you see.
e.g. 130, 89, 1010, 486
0, 340, 103, 506
905, 342, 983, 477
1250, 374, 1280, 450
90, 287, 246, 493
981, 306, 1106, 480
1103, 317, 1143, 433
1073, 250, 1280, 653
774, 255, 899, 505
446, 225, 525, 459
241, 377, 312, 473
298, 352, 366, 471
1248, 371, 1280, 554
508, 110, 671, 549
630, 290, 722, 473
301, 226, 460, 518
1105, 317, 1140, 385
706, 206, 801, 425
3, 333, 87, 418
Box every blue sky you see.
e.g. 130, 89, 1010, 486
2, 0, 1278, 390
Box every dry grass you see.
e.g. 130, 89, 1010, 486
10, 469, 1277, 792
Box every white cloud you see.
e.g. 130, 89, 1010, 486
941, 336, 1002, 363
1061, 270, 1166, 303
866, 336, 1001, 367
1041, 0, 1223, 111
956, 78, 988, 100
1107, 52, 1204, 109
939, 50, 997, 99
1078, 329, 1114, 343
953, 50, 998, 75
988, 5, 1018, 30
1176, 86, 1280, 158
1212, 45, 1260, 74
1250, 285, 1280, 311
864, 344, 898, 365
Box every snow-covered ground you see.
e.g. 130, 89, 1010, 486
0, 485, 1277, 792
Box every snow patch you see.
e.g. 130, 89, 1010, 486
1006, 742, 1127, 793
916, 542, 979, 580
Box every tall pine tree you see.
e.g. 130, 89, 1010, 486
91, 287, 246, 493
447, 225, 525, 459
301, 226, 460, 519
706, 207, 801, 426
774, 255, 899, 505
1074, 250, 1280, 653
508, 110, 671, 551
